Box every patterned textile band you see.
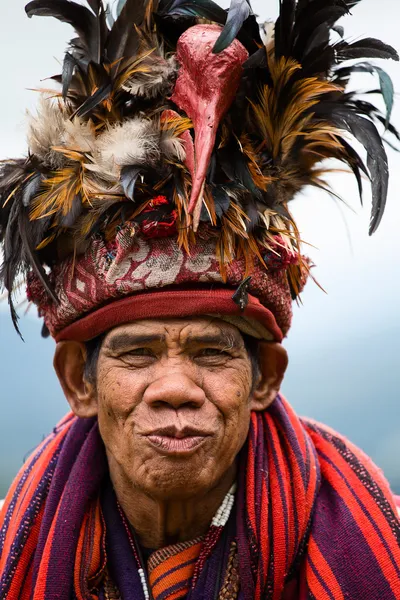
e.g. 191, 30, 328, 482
27, 226, 304, 341
54, 289, 282, 343
1, 397, 399, 599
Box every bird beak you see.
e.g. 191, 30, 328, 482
189, 107, 218, 226
171, 25, 248, 229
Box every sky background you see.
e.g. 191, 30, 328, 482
0, 0, 399, 497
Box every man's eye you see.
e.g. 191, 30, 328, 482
123, 348, 155, 357
196, 348, 230, 358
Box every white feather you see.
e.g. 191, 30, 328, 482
160, 130, 186, 162
93, 118, 160, 176
64, 117, 96, 154
26, 95, 67, 168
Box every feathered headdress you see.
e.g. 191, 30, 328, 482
0, 0, 398, 336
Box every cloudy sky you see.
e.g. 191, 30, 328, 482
0, 0, 399, 492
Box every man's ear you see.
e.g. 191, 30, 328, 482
250, 342, 288, 412
54, 341, 98, 418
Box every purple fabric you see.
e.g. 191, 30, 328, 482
101, 482, 147, 599
44, 420, 107, 598
31, 416, 98, 590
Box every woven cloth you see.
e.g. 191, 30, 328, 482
27, 225, 305, 341
1, 396, 400, 599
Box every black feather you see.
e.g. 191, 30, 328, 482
25, 0, 102, 64
218, 145, 262, 231
213, 0, 251, 54
336, 38, 399, 61
329, 108, 389, 234
333, 25, 344, 38
292, 6, 348, 61
159, 0, 227, 23
275, 0, 296, 59
41, 322, 51, 338
18, 209, 58, 304
62, 52, 77, 99
335, 62, 395, 125
73, 82, 112, 118
211, 185, 232, 218
60, 194, 83, 227
21, 173, 42, 207
86, 0, 102, 15
106, 0, 146, 62
375, 116, 400, 142
121, 165, 143, 200
336, 135, 369, 204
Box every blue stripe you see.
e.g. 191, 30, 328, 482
151, 555, 197, 588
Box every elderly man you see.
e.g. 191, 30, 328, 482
0, 0, 400, 598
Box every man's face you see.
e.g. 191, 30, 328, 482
94, 317, 255, 500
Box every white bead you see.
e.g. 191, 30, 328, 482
138, 568, 150, 599
211, 485, 236, 526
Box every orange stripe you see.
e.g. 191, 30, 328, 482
73, 500, 104, 599
32, 501, 62, 600
88, 500, 106, 583
5, 503, 45, 599
308, 535, 344, 600
305, 556, 332, 600
310, 431, 400, 559
162, 588, 188, 600
317, 450, 400, 596
151, 563, 194, 598
149, 542, 202, 584
150, 544, 201, 598
0, 429, 69, 571
74, 511, 90, 600
0, 435, 50, 520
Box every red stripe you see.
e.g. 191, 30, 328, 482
315, 447, 400, 596
246, 413, 258, 535
32, 502, 62, 600
6, 503, 46, 599
308, 535, 344, 599
0, 427, 69, 572
265, 416, 288, 599
306, 556, 334, 600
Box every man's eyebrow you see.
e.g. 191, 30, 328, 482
105, 333, 165, 351
185, 332, 242, 349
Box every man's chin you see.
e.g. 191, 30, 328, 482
134, 461, 216, 501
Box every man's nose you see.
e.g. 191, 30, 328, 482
143, 372, 206, 410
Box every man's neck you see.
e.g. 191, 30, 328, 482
108, 459, 236, 549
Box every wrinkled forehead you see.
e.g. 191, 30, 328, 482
103, 317, 244, 350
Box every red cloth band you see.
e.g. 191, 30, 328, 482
55, 289, 283, 343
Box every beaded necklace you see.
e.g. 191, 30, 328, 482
117, 483, 237, 600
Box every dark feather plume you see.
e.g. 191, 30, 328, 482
213, 0, 251, 54
25, 0, 102, 63
106, 0, 147, 62
1, 0, 399, 333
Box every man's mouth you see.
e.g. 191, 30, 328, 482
144, 426, 212, 455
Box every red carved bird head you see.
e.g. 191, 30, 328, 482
171, 24, 248, 228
